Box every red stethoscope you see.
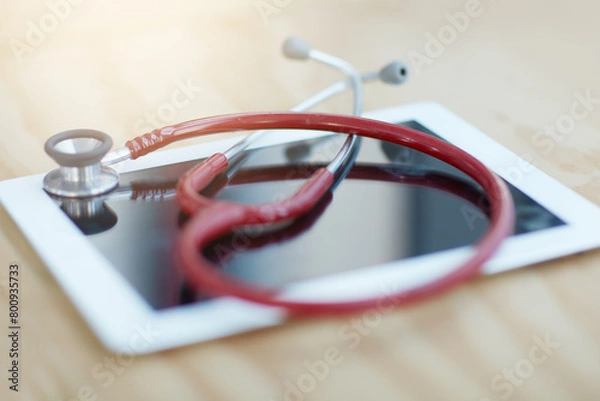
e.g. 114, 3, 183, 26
42, 37, 515, 315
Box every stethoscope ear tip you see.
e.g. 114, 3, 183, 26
379, 61, 409, 85
282, 36, 312, 60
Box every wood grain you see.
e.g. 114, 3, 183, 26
1, 0, 600, 400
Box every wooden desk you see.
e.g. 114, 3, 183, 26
2, 1, 600, 399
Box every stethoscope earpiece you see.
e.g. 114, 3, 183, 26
43, 129, 119, 198
282, 36, 312, 60
378, 61, 409, 85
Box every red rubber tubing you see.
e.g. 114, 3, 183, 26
176, 153, 335, 223
156, 112, 516, 315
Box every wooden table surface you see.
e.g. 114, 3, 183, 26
2, 0, 600, 400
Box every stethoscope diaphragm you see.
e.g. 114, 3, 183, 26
43, 129, 119, 198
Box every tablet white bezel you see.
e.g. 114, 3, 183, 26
2, 101, 600, 354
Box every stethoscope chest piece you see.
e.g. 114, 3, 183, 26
43, 129, 119, 198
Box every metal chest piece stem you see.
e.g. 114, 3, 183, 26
43, 129, 119, 198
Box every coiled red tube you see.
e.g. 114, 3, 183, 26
154, 112, 515, 315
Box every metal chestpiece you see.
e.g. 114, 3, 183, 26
43, 129, 119, 198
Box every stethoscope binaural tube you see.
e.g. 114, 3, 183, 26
214, 37, 368, 188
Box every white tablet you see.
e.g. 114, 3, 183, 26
2, 102, 599, 354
